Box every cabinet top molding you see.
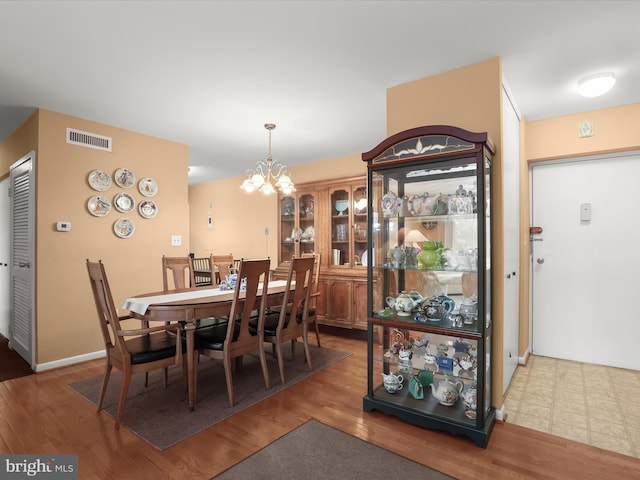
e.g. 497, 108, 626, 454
362, 125, 495, 165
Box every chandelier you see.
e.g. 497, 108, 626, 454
240, 123, 295, 195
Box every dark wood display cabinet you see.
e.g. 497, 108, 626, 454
361, 125, 496, 447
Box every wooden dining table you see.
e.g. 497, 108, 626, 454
120, 280, 291, 410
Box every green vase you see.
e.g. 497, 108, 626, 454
417, 241, 440, 269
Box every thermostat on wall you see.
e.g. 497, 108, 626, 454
56, 221, 71, 232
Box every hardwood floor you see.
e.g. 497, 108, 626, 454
1, 329, 639, 480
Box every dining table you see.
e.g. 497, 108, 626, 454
120, 279, 291, 410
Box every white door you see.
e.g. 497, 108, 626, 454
0, 177, 10, 338
531, 152, 640, 370
501, 86, 520, 391
10, 151, 36, 367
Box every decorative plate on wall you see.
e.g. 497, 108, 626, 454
114, 168, 136, 188
87, 195, 112, 217
138, 177, 158, 197
88, 170, 112, 191
113, 192, 136, 213
113, 218, 136, 238
138, 200, 158, 219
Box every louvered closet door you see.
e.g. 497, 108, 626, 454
10, 151, 35, 368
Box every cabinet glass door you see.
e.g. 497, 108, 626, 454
279, 195, 296, 264
298, 192, 316, 256
330, 187, 350, 266
279, 191, 316, 264
353, 185, 368, 267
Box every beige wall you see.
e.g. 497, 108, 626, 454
188, 153, 365, 264
526, 103, 640, 161
386, 57, 506, 407
2, 109, 190, 365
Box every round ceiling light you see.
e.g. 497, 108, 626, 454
577, 72, 616, 98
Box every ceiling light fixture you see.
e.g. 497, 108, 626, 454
240, 123, 295, 195
577, 72, 616, 98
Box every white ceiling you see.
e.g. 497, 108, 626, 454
1, 1, 639, 185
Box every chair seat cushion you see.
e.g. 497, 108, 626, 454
125, 331, 184, 365
193, 321, 240, 350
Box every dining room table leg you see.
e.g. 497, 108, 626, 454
184, 312, 196, 411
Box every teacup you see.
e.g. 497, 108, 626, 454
383, 382, 403, 394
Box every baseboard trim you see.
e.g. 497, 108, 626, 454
495, 404, 508, 422
35, 349, 106, 372
518, 347, 531, 366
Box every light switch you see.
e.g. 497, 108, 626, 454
171, 235, 182, 246
580, 203, 591, 221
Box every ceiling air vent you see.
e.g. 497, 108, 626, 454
66, 128, 112, 152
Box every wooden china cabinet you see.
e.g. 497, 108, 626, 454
275, 176, 368, 330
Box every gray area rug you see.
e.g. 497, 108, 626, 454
212, 420, 456, 480
69, 345, 349, 450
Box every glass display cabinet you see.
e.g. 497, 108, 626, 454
361, 125, 496, 447
330, 184, 368, 267
278, 190, 317, 264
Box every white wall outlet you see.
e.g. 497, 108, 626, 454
171, 235, 182, 246
56, 221, 71, 232
579, 121, 594, 137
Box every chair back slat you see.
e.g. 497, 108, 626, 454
192, 255, 214, 286
86, 260, 127, 356
226, 258, 271, 347
162, 255, 195, 290
278, 256, 315, 332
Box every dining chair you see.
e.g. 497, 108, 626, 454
253, 256, 315, 384
86, 259, 185, 430
212, 253, 236, 284
192, 258, 272, 406
162, 255, 196, 290
302, 252, 322, 347
192, 255, 214, 287
164, 255, 222, 331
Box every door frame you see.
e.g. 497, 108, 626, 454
528, 149, 640, 368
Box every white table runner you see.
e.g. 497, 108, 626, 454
121, 280, 288, 315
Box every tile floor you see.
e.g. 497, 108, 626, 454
504, 355, 640, 458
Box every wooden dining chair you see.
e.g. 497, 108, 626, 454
254, 256, 315, 384
192, 258, 272, 406
86, 259, 185, 430
192, 255, 214, 287
302, 252, 322, 347
162, 255, 195, 290
212, 253, 236, 284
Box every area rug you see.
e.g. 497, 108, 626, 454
69, 344, 349, 450
212, 420, 456, 480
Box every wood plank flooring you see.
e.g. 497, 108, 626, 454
1, 329, 639, 480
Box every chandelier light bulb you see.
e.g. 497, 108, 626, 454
577, 72, 616, 98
